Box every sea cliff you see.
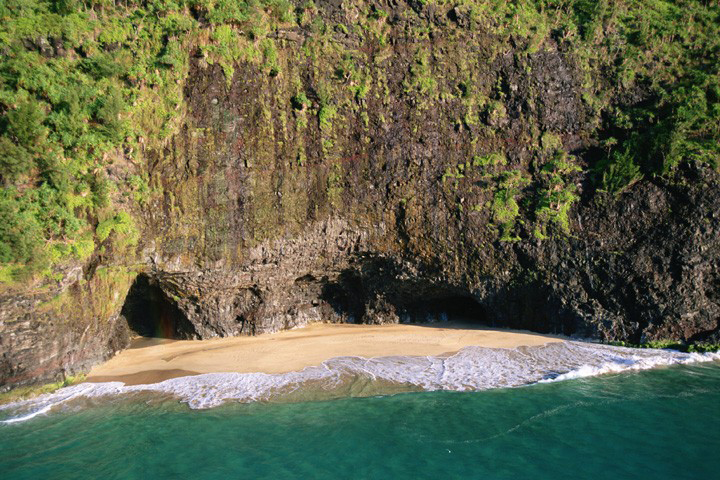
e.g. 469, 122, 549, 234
1, 0, 719, 390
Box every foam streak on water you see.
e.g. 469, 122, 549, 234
2, 341, 719, 422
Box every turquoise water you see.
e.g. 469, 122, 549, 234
2, 363, 719, 479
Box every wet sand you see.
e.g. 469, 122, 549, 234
85, 323, 563, 385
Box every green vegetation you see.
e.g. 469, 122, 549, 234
403, 50, 437, 100
597, 147, 642, 194
491, 189, 520, 242
0, 0, 295, 284
291, 92, 309, 111
535, 150, 581, 236
318, 104, 337, 131
491, 169, 531, 242
609, 340, 720, 354
0, 374, 85, 405
444, 152, 534, 242
428, 0, 720, 187
96, 211, 139, 250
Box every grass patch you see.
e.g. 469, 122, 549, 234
609, 340, 720, 353
0, 374, 86, 406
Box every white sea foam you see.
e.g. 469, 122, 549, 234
2, 341, 719, 423
0, 383, 97, 424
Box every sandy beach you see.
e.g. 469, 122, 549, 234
85, 323, 563, 385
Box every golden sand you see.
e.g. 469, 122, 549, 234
85, 323, 563, 385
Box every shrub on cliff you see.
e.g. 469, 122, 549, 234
598, 148, 642, 195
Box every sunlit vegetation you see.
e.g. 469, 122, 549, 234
0, 0, 292, 283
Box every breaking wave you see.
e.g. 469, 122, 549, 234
2, 341, 719, 423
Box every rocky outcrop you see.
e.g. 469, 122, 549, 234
0, 269, 135, 390
152, 218, 370, 337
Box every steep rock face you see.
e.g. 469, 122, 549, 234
0, 269, 135, 389
140, 41, 719, 345
519, 166, 720, 343
1, 1, 718, 391
145, 162, 719, 346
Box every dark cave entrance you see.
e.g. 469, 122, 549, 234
121, 274, 197, 339
400, 295, 489, 325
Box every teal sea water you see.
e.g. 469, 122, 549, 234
1, 362, 719, 479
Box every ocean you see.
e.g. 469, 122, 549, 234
1, 342, 719, 479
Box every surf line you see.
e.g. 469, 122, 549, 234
1, 384, 96, 424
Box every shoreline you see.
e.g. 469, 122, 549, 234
85, 323, 564, 386
1, 331, 715, 417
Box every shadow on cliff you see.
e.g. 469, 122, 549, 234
319, 255, 581, 336
320, 256, 490, 326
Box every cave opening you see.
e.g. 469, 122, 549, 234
400, 295, 489, 325
121, 274, 197, 339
